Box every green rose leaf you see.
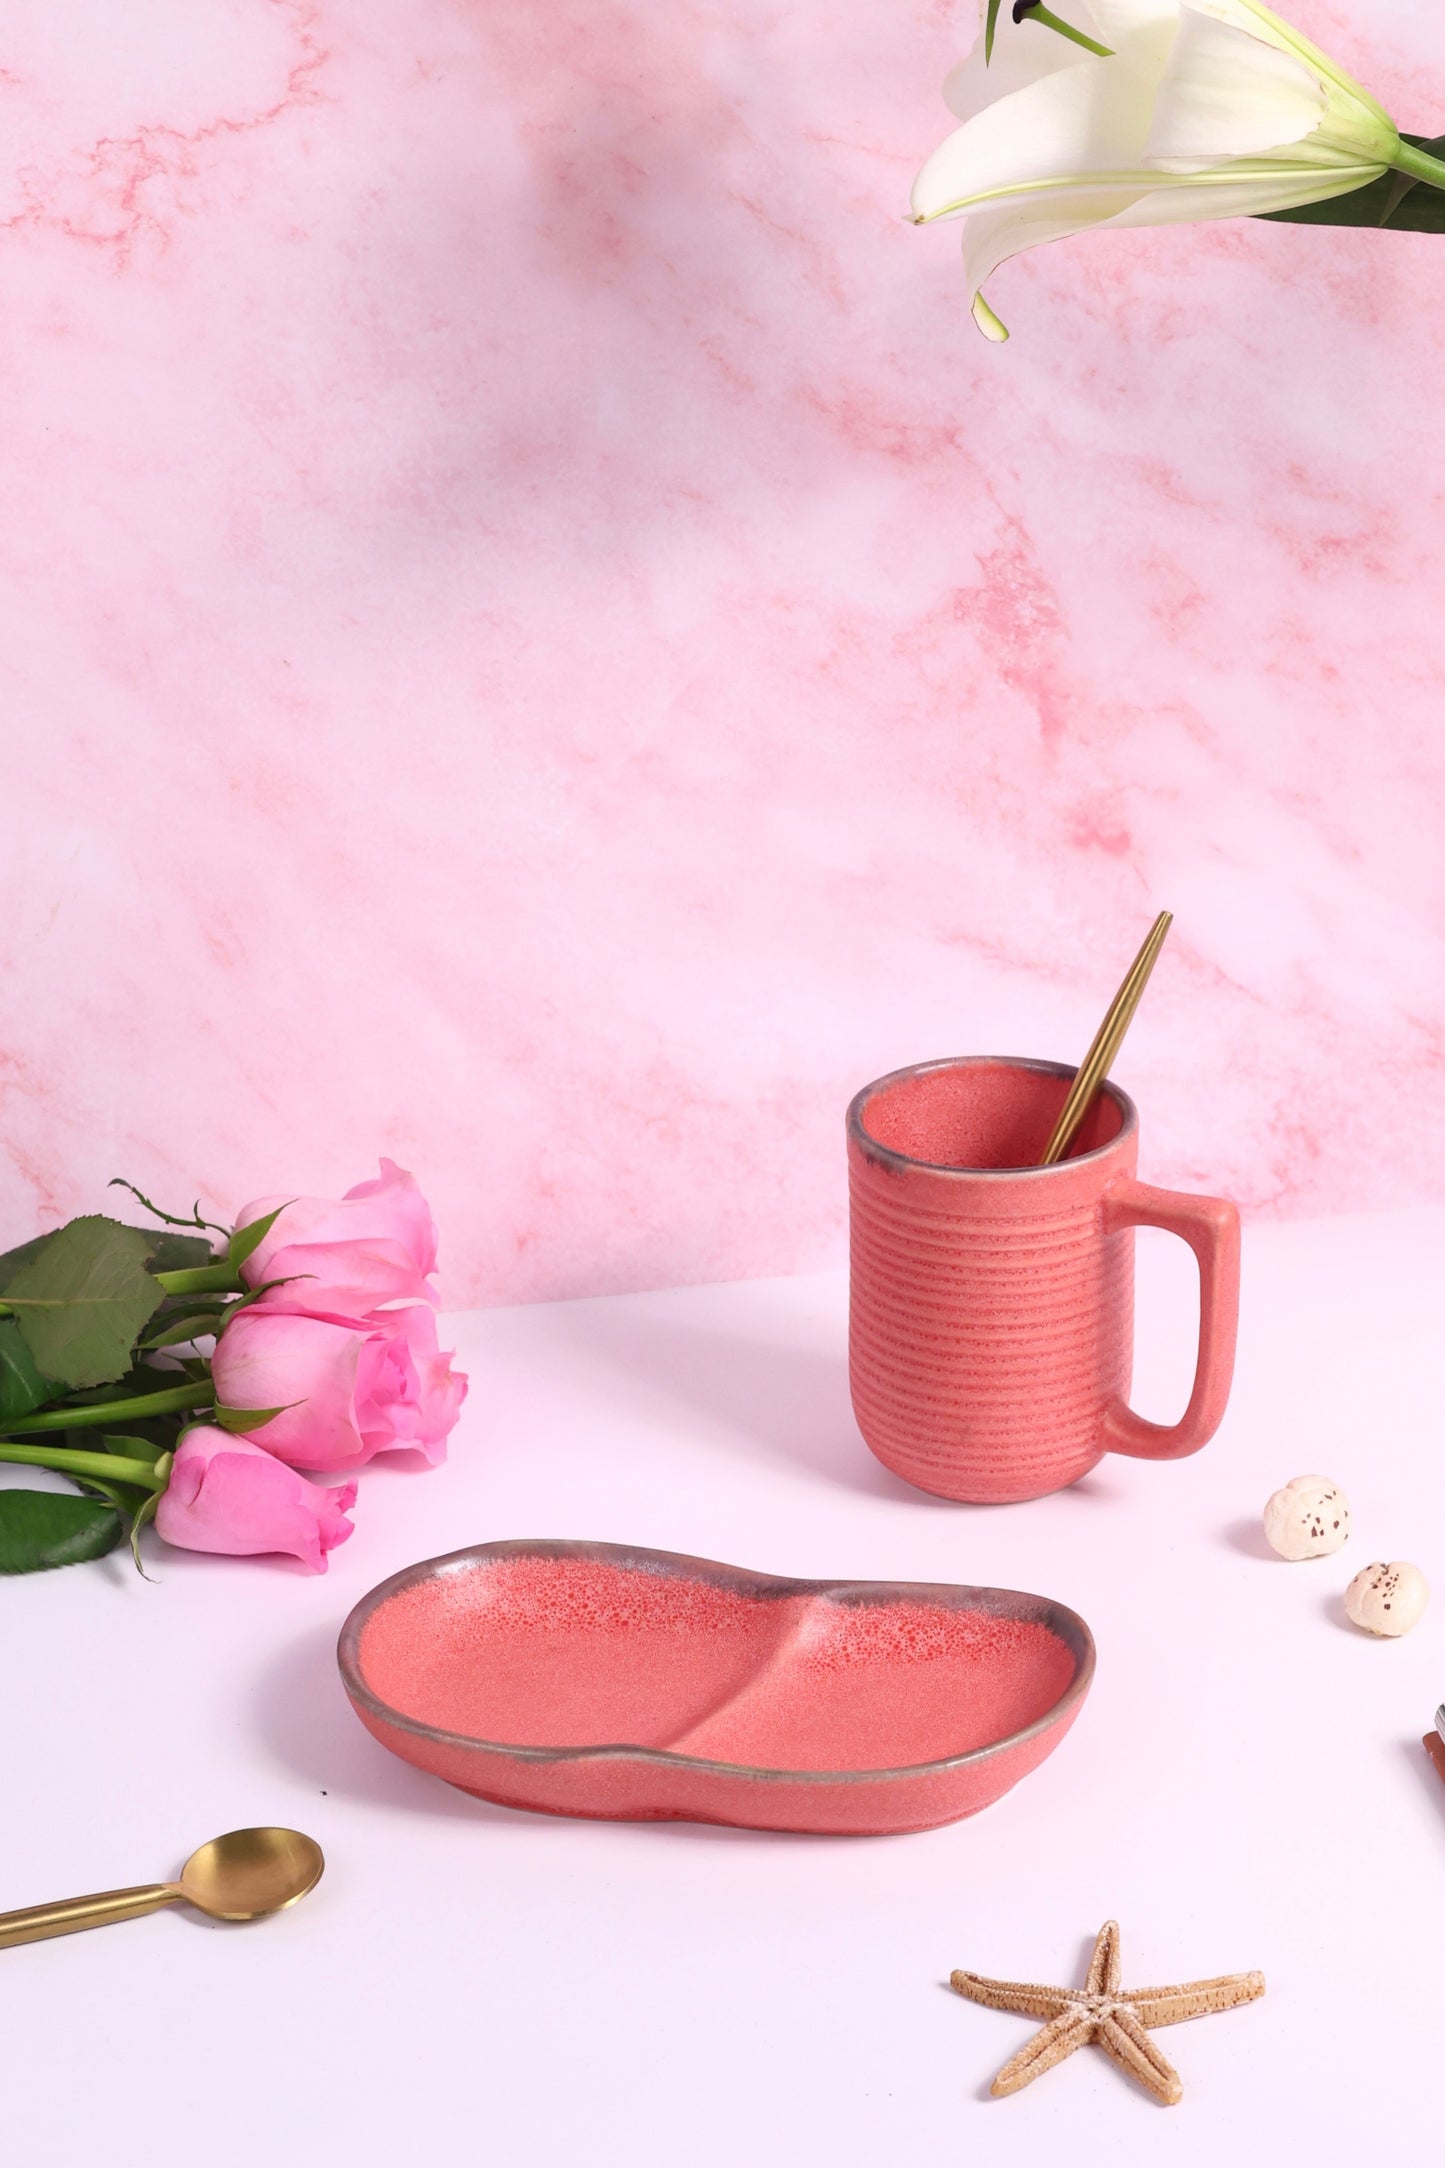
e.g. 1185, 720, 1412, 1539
0, 1319, 52, 1425
2, 1218, 164, 1390
63, 1363, 198, 1407
100, 1431, 167, 1468
53, 1428, 167, 1488
69, 1471, 153, 1519
228, 1203, 290, 1271
0, 1490, 123, 1573
135, 1230, 216, 1275
217, 1276, 306, 1327
0, 1233, 55, 1293
130, 1483, 164, 1577
214, 1402, 295, 1434
137, 1301, 228, 1353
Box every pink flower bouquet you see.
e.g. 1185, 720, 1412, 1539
0, 1161, 467, 1575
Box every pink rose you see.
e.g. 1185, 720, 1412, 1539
155, 1428, 357, 1573
234, 1159, 439, 1316
211, 1304, 467, 1473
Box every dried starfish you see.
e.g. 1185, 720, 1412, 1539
950, 1919, 1264, 2106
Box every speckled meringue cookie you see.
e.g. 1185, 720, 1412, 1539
1344, 1561, 1429, 1637
1262, 1475, 1351, 1560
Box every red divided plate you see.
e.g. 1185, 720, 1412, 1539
338, 1540, 1094, 1836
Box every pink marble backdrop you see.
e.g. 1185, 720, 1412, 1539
2, 0, 1444, 1305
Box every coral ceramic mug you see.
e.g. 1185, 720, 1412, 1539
847, 1057, 1240, 1504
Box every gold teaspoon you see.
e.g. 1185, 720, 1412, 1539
1039, 911, 1173, 1166
0, 1826, 324, 1951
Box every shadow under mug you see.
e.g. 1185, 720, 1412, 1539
847, 1056, 1240, 1504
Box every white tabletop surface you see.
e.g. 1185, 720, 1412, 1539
5, 1209, 1445, 2164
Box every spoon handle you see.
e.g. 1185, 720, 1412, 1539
1039, 910, 1172, 1165
0, 1882, 181, 1950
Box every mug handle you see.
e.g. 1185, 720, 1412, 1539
1099, 1178, 1241, 1462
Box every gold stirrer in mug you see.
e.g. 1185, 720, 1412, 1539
1039, 911, 1173, 1166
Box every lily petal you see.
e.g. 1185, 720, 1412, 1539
947, 0, 1172, 120
945, 22, 1084, 123
1075, 0, 1180, 71
1145, 6, 1324, 169
914, 55, 1159, 222
961, 185, 1156, 335
962, 158, 1381, 337
1105, 159, 1385, 225
1199, 0, 1395, 130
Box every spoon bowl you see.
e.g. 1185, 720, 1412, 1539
179, 1827, 325, 1921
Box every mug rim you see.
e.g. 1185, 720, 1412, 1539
847, 1054, 1138, 1181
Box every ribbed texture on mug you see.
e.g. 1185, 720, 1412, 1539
849, 1168, 1133, 1503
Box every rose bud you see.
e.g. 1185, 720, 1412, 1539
155, 1427, 357, 1573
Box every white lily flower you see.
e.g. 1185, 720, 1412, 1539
912, 0, 1439, 339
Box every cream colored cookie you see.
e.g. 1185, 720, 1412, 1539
1262, 1475, 1350, 1560
1344, 1561, 1428, 1637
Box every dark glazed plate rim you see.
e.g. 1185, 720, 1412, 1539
848, 1053, 1137, 1180
337, 1538, 1095, 1787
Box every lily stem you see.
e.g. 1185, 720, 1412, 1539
0, 1443, 167, 1492
1392, 140, 1445, 193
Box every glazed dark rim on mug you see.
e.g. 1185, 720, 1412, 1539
847, 1054, 1138, 1181
337, 1538, 1096, 1787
